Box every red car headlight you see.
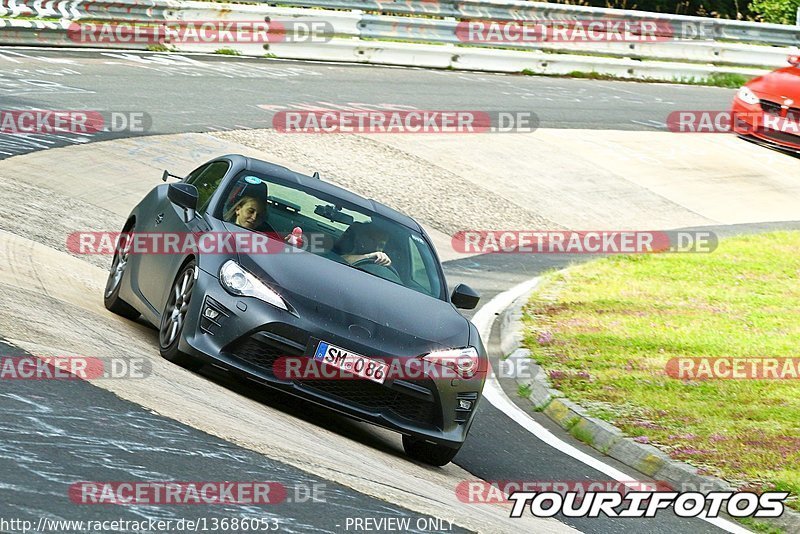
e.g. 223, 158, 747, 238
736, 86, 760, 106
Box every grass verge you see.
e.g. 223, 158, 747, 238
214, 48, 242, 56
520, 69, 752, 88
678, 72, 753, 88
523, 231, 800, 512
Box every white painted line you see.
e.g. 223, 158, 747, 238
472, 277, 751, 534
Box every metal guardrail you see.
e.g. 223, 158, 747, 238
2, 0, 793, 67
358, 14, 795, 67
0, 0, 172, 21
0, 0, 782, 80
274, 0, 800, 46
0, 17, 153, 48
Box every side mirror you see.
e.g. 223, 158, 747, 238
788, 54, 800, 66
168, 183, 198, 222
451, 283, 480, 310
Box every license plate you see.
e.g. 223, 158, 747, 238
313, 341, 388, 384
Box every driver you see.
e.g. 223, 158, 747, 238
333, 221, 392, 266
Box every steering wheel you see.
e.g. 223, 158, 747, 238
352, 256, 401, 279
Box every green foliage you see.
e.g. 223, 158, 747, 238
552, 1, 749, 19
523, 231, 800, 511
677, 72, 753, 88
750, 0, 800, 23
706, 72, 751, 87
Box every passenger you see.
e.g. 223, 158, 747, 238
223, 196, 267, 231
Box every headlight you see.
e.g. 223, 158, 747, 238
219, 260, 288, 311
421, 346, 482, 379
737, 86, 760, 106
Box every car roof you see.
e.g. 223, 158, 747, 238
224, 154, 422, 233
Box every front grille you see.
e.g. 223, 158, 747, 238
760, 99, 782, 115
228, 336, 437, 425
786, 108, 800, 122
759, 128, 800, 147
300, 379, 436, 424
228, 336, 300, 376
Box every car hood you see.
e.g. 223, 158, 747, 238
747, 67, 800, 101
232, 231, 469, 357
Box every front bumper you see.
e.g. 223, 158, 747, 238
731, 97, 800, 153
178, 268, 484, 448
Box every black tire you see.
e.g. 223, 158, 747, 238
402, 435, 461, 466
104, 225, 140, 320
158, 260, 202, 371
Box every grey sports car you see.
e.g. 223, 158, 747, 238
104, 154, 486, 466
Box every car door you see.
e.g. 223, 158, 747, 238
139, 160, 231, 313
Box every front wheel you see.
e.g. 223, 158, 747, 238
402, 435, 461, 466
159, 261, 202, 371
104, 225, 140, 320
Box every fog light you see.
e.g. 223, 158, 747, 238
200, 297, 230, 335
455, 392, 479, 423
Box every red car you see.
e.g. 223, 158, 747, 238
731, 55, 800, 152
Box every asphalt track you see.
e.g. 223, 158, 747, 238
0, 340, 470, 534
0, 47, 731, 158
0, 47, 794, 534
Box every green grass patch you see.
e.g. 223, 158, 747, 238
739, 517, 786, 534
518, 383, 532, 398
524, 231, 800, 512
145, 44, 171, 53
214, 48, 241, 56
519, 69, 751, 88
570, 423, 594, 446
566, 70, 619, 81
677, 72, 753, 88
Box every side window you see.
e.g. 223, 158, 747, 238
184, 163, 210, 184
409, 237, 433, 293
187, 161, 230, 214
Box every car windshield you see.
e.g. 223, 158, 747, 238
216, 172, 445, 299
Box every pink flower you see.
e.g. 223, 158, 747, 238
548, 370, 567, 381
537, 331, 554, 345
